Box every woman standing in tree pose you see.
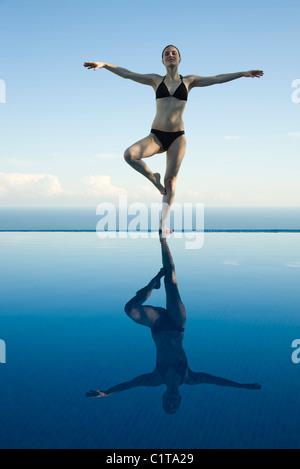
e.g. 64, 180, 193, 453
84, 46, 263, 237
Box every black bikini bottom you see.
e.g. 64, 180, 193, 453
151, 129, 185, 151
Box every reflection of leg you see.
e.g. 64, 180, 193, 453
124, 275, 166, 327
160, 235, 175, 276
125, 284, 155, 312
160, 237, 187, 329
164, 279, 186, 329
137, 268, 166, 292
160, 135, 186, 236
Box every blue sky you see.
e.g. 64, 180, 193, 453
0, 0, 299, 207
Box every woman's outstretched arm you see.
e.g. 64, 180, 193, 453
84, 61, 161, 86
86, 371, 163, 398
185, 370, 261, 390
187, 70, 264, 88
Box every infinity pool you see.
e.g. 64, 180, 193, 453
0, 232, 299, 449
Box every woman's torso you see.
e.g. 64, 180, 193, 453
153, 331, 188, 384
151, 75, 191, 132
152, 328, 187, 365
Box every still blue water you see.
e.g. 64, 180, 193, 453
0, 232, 300, 449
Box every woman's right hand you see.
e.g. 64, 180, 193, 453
86, 389, 108, 398
84, 62, 105, 71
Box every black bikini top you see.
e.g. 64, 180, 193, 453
156, 75, 188, 101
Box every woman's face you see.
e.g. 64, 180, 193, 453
162, 47, 181, 67
163, 389, 182, 414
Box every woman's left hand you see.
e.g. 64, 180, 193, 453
244, 70, 264, 78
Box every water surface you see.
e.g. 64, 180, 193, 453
0, 232, 299, 449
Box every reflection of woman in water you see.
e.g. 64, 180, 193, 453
84, 46, 263, 237
87, 236, 261, 414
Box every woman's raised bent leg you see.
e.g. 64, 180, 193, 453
124, 134, 166, 195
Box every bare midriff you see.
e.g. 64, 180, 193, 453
153, 330, 186, 364
151, 97, 187, 132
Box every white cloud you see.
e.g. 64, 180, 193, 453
224, 260, 240, 266
224, 135, 242, 140
286, 132, 300, 137
130, 184, 161, 202
285, 262, 300, 268
0, 172, 72, 198
0, 185, 7, 196
176, 190, 234, 204
81, 175, 127, 197
186, 190, 202, 199
0, 172, 128, 203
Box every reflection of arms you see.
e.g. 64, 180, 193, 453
106, 372, 162, 394
186, 371, 261, 390
87, 371, 163, 398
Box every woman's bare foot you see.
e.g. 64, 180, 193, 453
150, 268, 166, 289
153, 173, 166, 195
135, 268, 166, 295
159, 225, 173, 238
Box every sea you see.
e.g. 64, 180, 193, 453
0, 207, 300, 231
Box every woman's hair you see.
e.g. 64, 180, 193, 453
162, 45, 181, 59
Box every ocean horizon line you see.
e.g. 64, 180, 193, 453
1, 207, 300, 231
1, 229, 300, 233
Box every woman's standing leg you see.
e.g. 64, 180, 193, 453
160, 135, 186, 236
